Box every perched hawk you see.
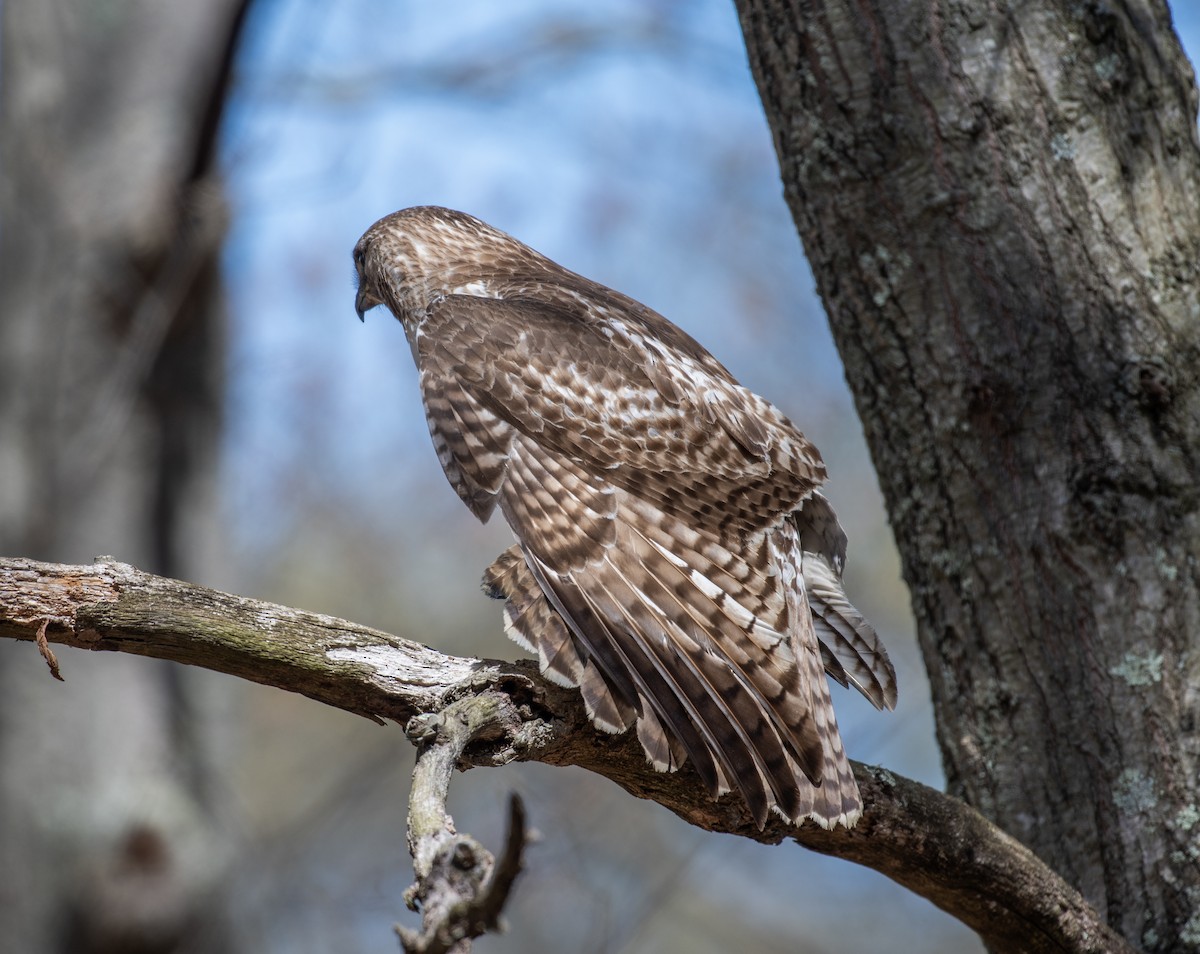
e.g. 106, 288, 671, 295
353, 207, 895, 828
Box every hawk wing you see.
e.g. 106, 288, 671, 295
415, 292, 869, 827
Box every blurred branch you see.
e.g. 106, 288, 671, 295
253, 16, 731, 105
0, 556, 1132, 954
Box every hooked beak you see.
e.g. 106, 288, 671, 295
355, 285, 381, 322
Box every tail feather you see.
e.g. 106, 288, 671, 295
805, 555, 898, 710
794, 493, 898, 711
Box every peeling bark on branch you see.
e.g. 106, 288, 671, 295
0, 556, 1133, 954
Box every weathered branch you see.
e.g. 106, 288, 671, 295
399, 697, 529, 953
0, 556, 1133, 954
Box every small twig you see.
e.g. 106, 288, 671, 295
397, 694, 530, 954
471, 793, 528, 931
35, 618, 64, 681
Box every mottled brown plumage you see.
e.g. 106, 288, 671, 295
354, 206, 896, 828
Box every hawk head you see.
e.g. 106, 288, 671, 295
353, 206, 545, 325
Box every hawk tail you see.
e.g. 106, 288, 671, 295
794, 496, 897, 711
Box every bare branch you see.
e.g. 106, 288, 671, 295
0, 556, 1134, 954
398, 697, 529, 953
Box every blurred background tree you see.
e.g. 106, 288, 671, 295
1, 2, 249, 951
1, 2, 1196, 952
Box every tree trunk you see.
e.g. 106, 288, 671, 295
734, 1, 1200, 950
0, 1, 250, 950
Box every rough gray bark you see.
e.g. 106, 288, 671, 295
0, 2, 251, 950
0, 557, 1136, 954
733, 1, 1200, 950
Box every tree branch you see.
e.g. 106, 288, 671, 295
399, 696, 529, 953
0, 556, 1133, 954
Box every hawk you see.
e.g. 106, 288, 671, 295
353, 206, 896, 828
